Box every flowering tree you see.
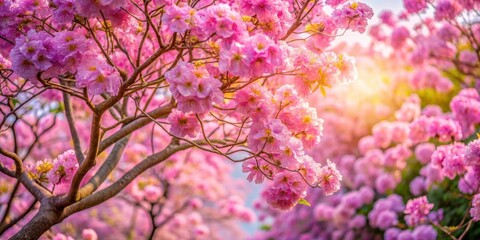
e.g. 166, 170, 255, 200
0, 0, 374, 239
255, 0, 480, 239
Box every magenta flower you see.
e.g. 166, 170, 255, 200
404, 196, 434, 226
403, 0, 427, 13
162, 4, 194, 33
47, 150, 79, 185
471, 194, 480, 221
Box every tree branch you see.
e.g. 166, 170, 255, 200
75, 136, 130, 201
64, 113, 102, 205
62, 92, 85, 164
62, 141, 200, 217
98, 101, 174, 153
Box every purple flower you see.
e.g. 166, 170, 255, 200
404, 196, 434, 226
471, 194, 480, 221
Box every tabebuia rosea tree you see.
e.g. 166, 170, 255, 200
254, 0, 480, 239
0, 0, 374, 239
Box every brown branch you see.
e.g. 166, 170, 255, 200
63, 113, 102, 206
75, 136, 130, 201
62, 92, 85, 164
98, 100, 174, 153
61, 140, 203, 217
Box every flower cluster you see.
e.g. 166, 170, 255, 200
10, 29, 121, 95
404, 196, 434, 226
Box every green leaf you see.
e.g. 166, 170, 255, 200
260, 224, 271, 231
297, 198, 311, 207
11, 98, 19, 107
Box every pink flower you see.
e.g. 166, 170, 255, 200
465, 139, 480, 167
409, 177, 426, 196
471, 194, 480, 221
233, 84, 275, 121
450, 89, 480, 136
165, 62, 224, 113
192, 225, 209, 237
167, 109, 200, 138
404, 196, 434, 226
52, 233, 74, 240
248, 119, 290, 153
10, 30, 56, 83
82, 228, 98, 240
427, 117, 463, 142
415, 143, 436, 164
277, 137, 305, 169
391, 26, 410, 48
409, 116, 433, 143
335, 54, 358, 83
165, 61, 198, 97
332, 2, 374, 33
144, 185, 162, 202
395, 95, 421, 122
314, 203, 334, 220
76, 56, 121, 96
243, 34, 284, 76
403, 0, 427, 13
47, 150, 79, 185
318, 160, 342, 196
375, 173, 397, 194
437, 23, 461, 42
434, 0, 461, 21
219, 42, 250, 77
372, 121, 393, 148
410, 67, 453, 93
431, 143, 466, 179
242, 159, 268, 184
262, 172, 307, 210
52, 0, 75, 23
325, 0, 348, 7
194, 4, 246, 44
162, 4, 194, 33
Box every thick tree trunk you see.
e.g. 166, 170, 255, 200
10, 200, 62, 240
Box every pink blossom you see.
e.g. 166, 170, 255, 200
314, 203, 334, 221
403, 0, 427, 13
82, 228, 98, 240
465, 139, 480, 167
431, 143, 466, 179
242, 159, 269, 184
219, 42, 250, 77
409, 177, 426, 196
415, 143, 436, 164
263, 172, 308, 210
375, 173, 397, 194
162, 4, 194, 33
233, 84, 275, 121
404, 196, 434, 226
471, 194, 480, 221
47, 150, 79, 185
76, 56, 121, 96
332, 2, 374, 33
391, 26, 410, 48
434, 0, 461, 21
167, 109, 200, 138
318, 160, 342, 196
243, 34, 284, 76
248, 119, 290, 153
144, 185, 162, 202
